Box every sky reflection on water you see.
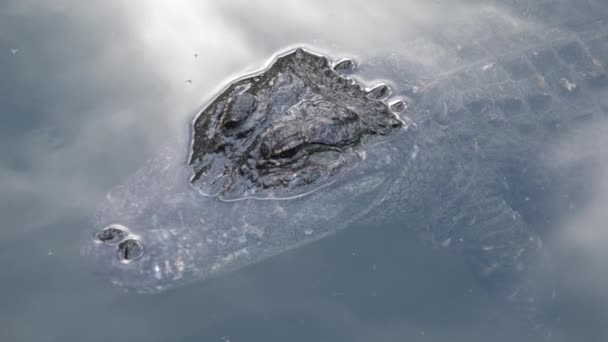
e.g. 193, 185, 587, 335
2, 0, 608, 341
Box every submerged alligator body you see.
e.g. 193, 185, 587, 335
82, 3, 608, 337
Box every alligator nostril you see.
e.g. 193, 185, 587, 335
117, 239, 144, 263
96, 225, 129, 245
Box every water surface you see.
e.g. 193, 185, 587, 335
2, 1, 608, 341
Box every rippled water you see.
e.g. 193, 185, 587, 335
2, 1, 608, 341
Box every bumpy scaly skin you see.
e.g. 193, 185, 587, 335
189, 48, 403, 200
373, 17, 608, 332
84, 48, 413, 294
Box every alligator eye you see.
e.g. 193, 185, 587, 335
222, 94, 257, 129
276, 146, 299, 159
260, 139, 304, 160
271, 137, 305, 160
96, 225, 129, 245
117, 239, 144, 262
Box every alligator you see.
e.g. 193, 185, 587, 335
82, 2, 608, 337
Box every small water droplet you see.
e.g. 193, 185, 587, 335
560, 78, 577, 92
481, 62, 495, 71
